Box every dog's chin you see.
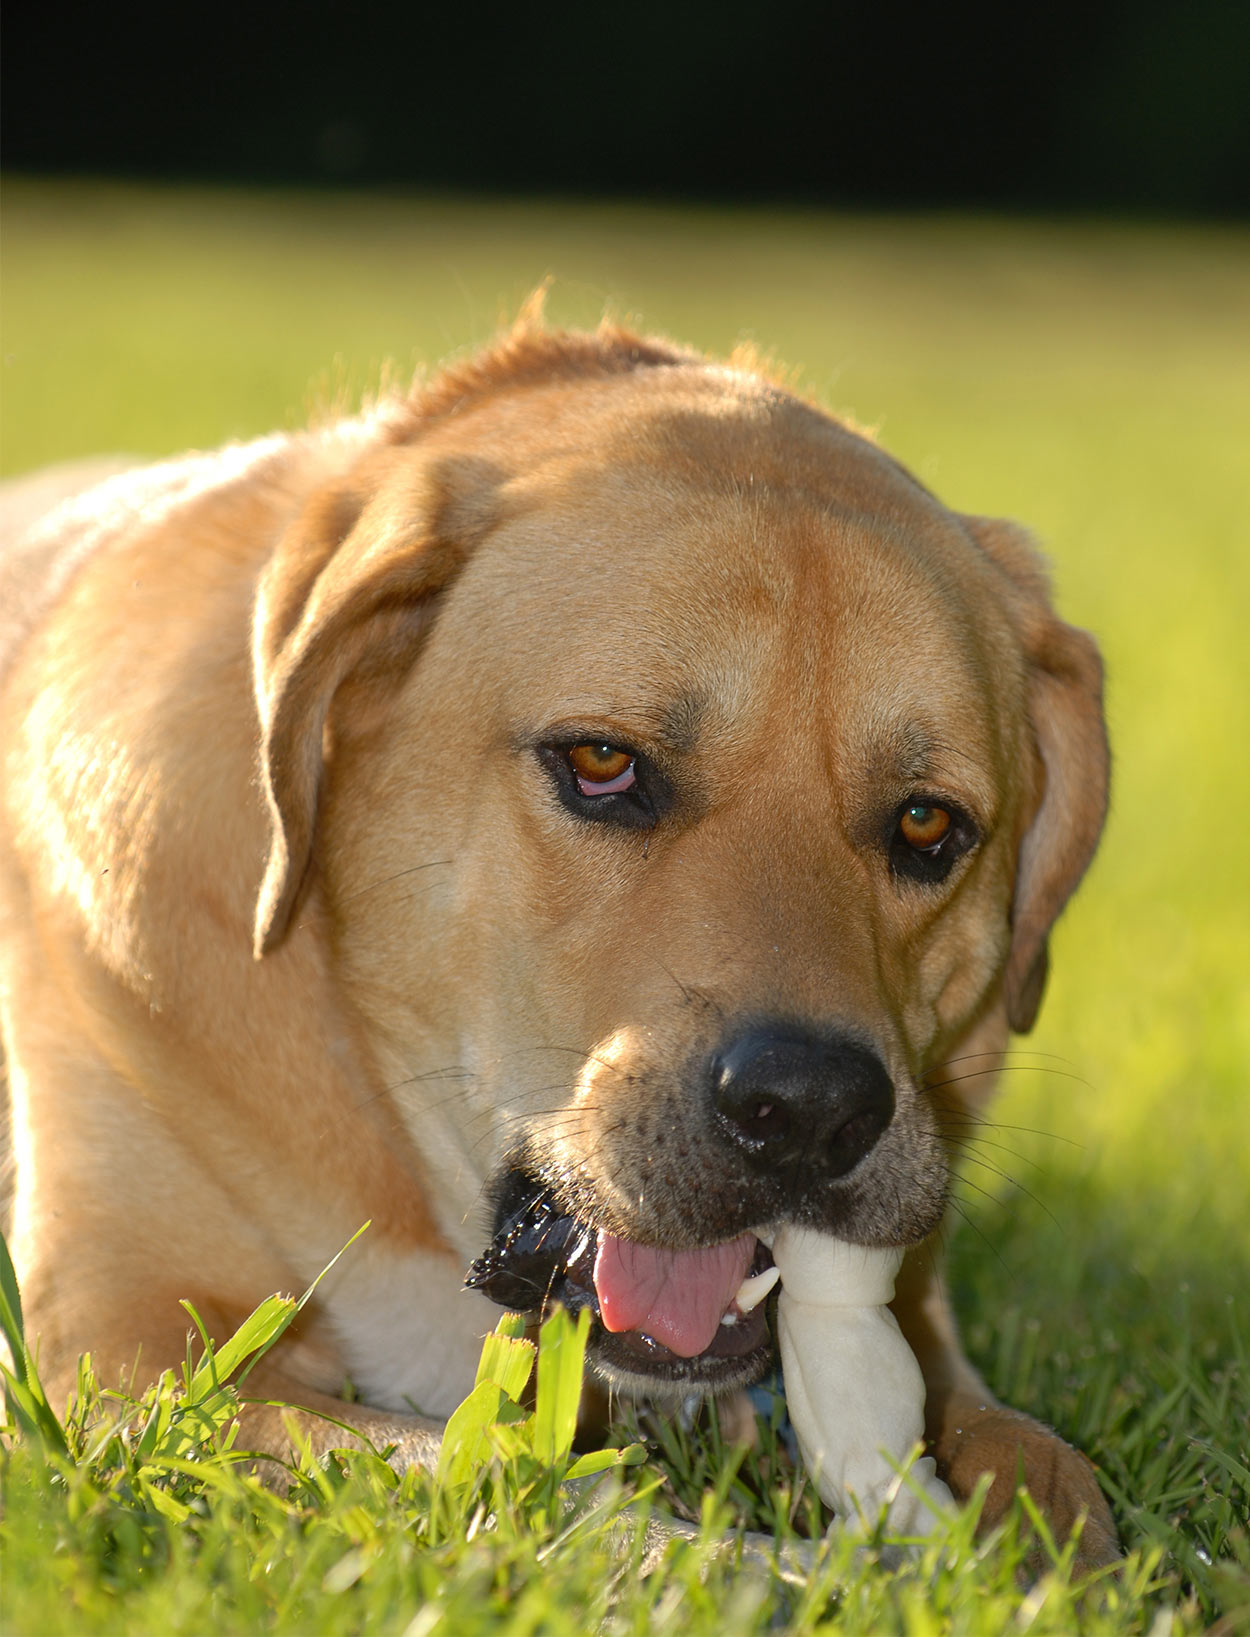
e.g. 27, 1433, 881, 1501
465, 1170, 776, 1400
588, 1306, 773, 1402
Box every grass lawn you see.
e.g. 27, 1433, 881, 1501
2, 177, 1248, 1634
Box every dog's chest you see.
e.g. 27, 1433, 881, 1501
323, 1246, 498, 1419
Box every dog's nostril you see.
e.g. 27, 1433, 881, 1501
711, 1024, 894, 1177
832, 1109, 883, 1153
731, 1098, 791, 1145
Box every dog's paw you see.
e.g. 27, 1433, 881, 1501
933, 1391, 1120, 1574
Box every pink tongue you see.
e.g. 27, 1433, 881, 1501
593, 1231, 757, 1358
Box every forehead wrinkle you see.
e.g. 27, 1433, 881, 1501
656, 690, 707, 754
861, 716, 1000, 821
870, 719, 936, 784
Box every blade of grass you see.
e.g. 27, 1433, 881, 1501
532, 1306, 591, 1468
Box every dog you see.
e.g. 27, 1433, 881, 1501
0, 309, 1118, 1568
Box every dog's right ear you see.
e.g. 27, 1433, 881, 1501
251, 447, 496, 957
961, 517, 1110, 1034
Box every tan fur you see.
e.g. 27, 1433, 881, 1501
0, 312, 1115, 1567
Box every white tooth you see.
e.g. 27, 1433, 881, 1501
733, 1265, 780, 1314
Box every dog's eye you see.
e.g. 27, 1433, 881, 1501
537, 738, 665, 831
889, 799, 975, 885
568, 743, 637, 795
898, 804, 951, 850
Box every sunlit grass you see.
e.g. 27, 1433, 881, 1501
4, 1244, 1224, 1636
2, 177, 1248, 1632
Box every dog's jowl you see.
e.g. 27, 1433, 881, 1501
0, 313, 1118, 1567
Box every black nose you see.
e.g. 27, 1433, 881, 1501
711, 1024, 895, 1178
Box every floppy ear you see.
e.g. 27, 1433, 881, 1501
962, 517, 1110, 1034
251, 448, 487, 957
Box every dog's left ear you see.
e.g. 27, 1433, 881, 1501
251, 447, 496, 957
962, 517, 1110, 1034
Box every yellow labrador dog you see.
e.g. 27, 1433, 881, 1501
0, 312, 1117, 1565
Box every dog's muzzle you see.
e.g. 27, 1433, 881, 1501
465, 1023, 898, 1393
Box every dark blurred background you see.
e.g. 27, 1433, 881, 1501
5, 0, 1249, 214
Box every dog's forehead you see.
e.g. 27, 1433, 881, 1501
442, 365, 1003, 618
466, 362, 933, 514
432, 370, 1026, 773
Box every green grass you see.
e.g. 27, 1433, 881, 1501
2, 178, 1248, 1633
1, 1242, 1214, 1637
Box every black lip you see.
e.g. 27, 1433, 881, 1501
465, 1178, 599, 1318
465, 1171, 776, 1388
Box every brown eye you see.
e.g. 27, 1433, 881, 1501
898, 804, 952, 851
538, 736, 664, 830
568, 743, 637, 795
889, 797, 976, 885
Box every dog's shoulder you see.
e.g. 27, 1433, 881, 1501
0, 414, 401, 695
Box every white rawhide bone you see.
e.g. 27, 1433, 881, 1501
764, 1224, 955, 1537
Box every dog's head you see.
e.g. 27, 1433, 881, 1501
252, 316, 1108, 1397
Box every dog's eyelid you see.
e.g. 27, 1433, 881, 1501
899, 787, 985, 836
532, 737, 672, 831
523, 699, 705, 761
885, 793, 981, 887
529, 716, 659, 752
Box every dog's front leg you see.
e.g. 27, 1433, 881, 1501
892, 1247, 1120, 1572
237, 1367, 445, 1477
